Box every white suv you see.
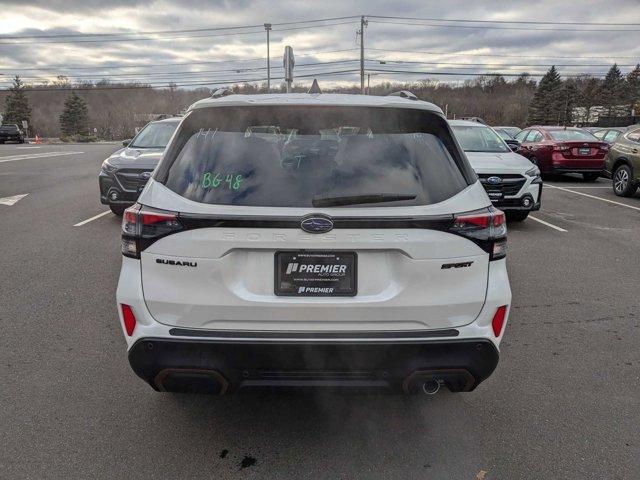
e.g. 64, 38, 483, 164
116, 93, 511, 395
450, 120, 542, 222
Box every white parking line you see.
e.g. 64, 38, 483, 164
0, 151, 84, 164
546, 184, 640, 212
546, 186, 610, 189
74, 210, 111, 226
528, 216, 568, 232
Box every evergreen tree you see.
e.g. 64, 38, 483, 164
600, 64, 628, 116
560, 79, 580, 125
626, 64, 640, 115
527, 66, 563, 125
59, 92, 89, 136
3, 76, 32, 129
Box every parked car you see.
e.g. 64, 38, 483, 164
514, 126, 608, 181
99, 117, 180, 215
0, 124, 26, 144
604, 126, 640, 197
451, 120, 541, 221
493, 128, 521, 151
593, 127, 632, 144
117, 92, 511, 395
493, 126, 522, 138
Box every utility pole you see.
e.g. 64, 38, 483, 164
357, 16, 367, 94
264, 23, 272, 93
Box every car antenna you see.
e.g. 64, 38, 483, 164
308, 79, 322, 94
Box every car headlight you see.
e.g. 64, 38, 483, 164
525, 166, 540, 177
101, 160, 118, 173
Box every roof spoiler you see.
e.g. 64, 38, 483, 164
388, 90, 418, 100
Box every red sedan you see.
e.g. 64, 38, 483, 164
514, 126, 608, 181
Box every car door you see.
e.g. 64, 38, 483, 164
521, 130, 547, 170
622, 131, 640, 180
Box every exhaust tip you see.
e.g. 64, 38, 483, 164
422, 379, 440, 395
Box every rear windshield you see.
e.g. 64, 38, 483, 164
0, 125, 18, 132
160, 106, 469, 208
130, 121, 179, 148
451, 125, 510, 153
548, 129, 598, 142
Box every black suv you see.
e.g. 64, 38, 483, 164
0, 124, 26, 143
99, 117, 180, 215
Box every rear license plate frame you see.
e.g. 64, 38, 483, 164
274, 251, 357, 297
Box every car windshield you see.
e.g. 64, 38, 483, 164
548, 129, 598, 141
161, 105, 469, 208
451, 125, 510, 153
495, 129, 513, 140
130, 121, 178, 148
0, 125, 18, 132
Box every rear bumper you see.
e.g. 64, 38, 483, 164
128, 336, 499, 394
552, 167, 604, 174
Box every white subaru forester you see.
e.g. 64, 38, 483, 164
116, 92, 511, 395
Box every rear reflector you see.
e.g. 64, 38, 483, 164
121, 304, 137, 336
492, 306, 507, 337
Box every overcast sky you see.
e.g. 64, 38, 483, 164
1, 0, 640, 89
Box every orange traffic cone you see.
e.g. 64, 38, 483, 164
35, 134, 41, 144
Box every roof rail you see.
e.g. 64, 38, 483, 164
211, 88, 232, 98
388, 90, 418, 100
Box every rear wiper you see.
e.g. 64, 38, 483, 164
312, 193, 417, 207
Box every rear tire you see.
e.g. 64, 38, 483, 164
582, 173, 599, 182
506, 211, 529, 222
612, 165, 637, 197
110, 205, 126, 216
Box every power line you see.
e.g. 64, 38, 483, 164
367, 68, 612, 78
368, 19, 640, 32
367, 47, 640, 60
0, 16, 362, 40
369, 58, 639, 68
6, 60, 361, 82
0, 49, 360, 72
0, 20, 357, 45
367, 15, 640, 27
0, 69, 362, 91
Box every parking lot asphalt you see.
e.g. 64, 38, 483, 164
1, 144, 639, 479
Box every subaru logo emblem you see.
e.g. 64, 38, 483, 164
139, 171, 152, 179
301, 215, 333, 234
487, 176, 503, 185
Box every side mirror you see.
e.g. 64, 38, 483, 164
506, 140, 520, 152
122, 139, 132, 147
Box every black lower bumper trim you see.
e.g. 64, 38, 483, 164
168, 328, 460, 339
128, 337, 499, 394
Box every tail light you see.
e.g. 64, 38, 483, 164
449, 206, 507, 260
121, 203, 183, 258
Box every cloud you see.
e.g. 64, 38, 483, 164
0, 0, 639, 88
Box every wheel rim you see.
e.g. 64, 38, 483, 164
614, 169, 629, 193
